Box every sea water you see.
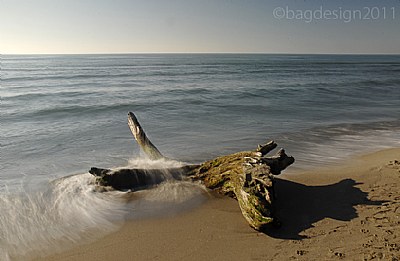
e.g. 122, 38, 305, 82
1, 54, 399, 259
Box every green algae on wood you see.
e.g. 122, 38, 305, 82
90, 112, 294, 231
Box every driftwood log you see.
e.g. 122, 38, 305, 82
90, 112, 294, 231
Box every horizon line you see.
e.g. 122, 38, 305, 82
2, 51, 400, 56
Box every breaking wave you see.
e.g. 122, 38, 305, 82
0, 158, 207, 260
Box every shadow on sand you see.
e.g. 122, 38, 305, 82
264, 178, 385, 239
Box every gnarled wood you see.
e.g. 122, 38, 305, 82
90, 112, 294, 231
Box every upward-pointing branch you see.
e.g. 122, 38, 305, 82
127, 112, 165, 160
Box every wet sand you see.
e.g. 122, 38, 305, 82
42, 148, 400, 260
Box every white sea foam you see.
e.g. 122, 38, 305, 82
0, 173, 127, 260
126, 157, 186, 169
0, 158, 207, 260
127, 180, 207, 219
282, 126, 400, 172
123, 157, 207, 218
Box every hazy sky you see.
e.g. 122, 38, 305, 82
1, 0, 399, 54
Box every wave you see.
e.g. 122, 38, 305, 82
2, 72, 137, 82
0, 157, 207, 260
352, 79, 400, 87
0, 173, 126, 260
1, 86, 219, 121
2, 90, 99, 101
279, 120, 400, 171
1, 102, 144, 122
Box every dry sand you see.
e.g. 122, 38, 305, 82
42, 148, 400, 260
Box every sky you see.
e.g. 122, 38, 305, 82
1, 0, 399, 54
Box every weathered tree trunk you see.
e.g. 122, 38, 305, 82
90, 112, 294, 231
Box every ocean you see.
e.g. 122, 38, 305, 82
1, 54, 399, 259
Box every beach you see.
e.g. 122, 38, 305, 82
41, 148, 400, 260
2, 0, 400, 257
2, 54, 399, 260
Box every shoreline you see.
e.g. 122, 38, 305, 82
41, 148, 400, 260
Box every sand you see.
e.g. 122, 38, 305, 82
42, 148, 400, 260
